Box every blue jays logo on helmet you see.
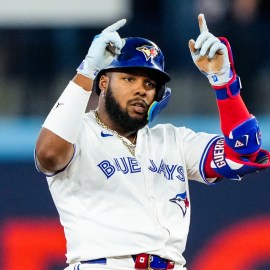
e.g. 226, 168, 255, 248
169, 192, 189, 217
136, 45, 159, 61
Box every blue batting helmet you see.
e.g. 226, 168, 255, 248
95, 37, 170, 100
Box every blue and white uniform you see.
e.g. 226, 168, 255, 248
42, 111, 219, 270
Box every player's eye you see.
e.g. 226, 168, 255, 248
123, 76, 134, 82
145, 80, 156, 89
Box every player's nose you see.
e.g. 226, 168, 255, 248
133, 80, 147, 97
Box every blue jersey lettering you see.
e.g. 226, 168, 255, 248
114, 157, 129, 174
97, 160, 116, 179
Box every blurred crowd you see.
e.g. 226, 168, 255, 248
0, 0, 269, 117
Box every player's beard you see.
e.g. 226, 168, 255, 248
105, 86, 148, 133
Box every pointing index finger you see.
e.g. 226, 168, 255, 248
198, 14, 208, 33
102, 19, 127, 33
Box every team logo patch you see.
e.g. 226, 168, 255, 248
136, 45, 159, 61
170, 192, 189, 217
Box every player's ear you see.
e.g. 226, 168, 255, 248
99, 74, 109, 92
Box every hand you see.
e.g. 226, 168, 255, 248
77, 19, 126, 80
189, 14, 231, 86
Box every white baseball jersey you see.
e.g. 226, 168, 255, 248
43, 111, 219, 267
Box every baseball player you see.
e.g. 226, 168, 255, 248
35, 14, 270, 270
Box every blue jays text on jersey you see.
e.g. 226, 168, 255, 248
97, 157, 186, 181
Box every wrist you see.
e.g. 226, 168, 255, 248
72, 74, 94, 92
212, 75, 241, 100
207, 66, 231, 86
76, 59, 100, 80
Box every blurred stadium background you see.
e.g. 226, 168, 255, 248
1, 0, 270, 269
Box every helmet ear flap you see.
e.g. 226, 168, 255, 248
148, 87, 171, 122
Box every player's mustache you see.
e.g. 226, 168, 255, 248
128, 98, 149, 109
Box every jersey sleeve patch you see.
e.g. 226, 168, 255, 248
210, 138, 270, 180
199, 135, 223, 185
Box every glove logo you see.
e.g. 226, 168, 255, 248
212, 75, 218, 82
136, 45, 159, 61
77, 61, 84, 70
169, 192, 189, 217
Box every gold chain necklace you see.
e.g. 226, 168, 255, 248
92, 110, 137, 156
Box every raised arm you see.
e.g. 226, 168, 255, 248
189, 14, 270, 180
35, 19, 126, 173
